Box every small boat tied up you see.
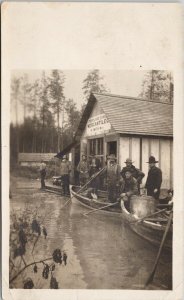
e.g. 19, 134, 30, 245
70, 165, 173, 251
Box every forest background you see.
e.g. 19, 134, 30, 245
10, 70, 173, 165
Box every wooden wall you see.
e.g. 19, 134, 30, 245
119, 136, 173, 189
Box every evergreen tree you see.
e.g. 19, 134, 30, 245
82, 69, 109, 103
140, 70, 173, 103
65, 99, 81, 142
49, 70, 65, 152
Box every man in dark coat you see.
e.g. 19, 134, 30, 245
106, 154, 121, 203
89, 153, 102, 195
120, 158, 145, 194
77, 154, 89, 186
145, 156, 162, 200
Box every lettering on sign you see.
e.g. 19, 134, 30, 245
86, 114, 111, 136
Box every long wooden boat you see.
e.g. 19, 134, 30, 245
70, 185, 122, 216
70, 185, 172, 251
121, 200, 172, 251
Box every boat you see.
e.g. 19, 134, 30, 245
70, 185, 122, 216
70, 185, 172, 250
121, 200, 172, 251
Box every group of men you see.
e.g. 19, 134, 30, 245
77, 153, 162, 203
40, 152, 162, 203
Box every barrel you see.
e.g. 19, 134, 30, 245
130, 195, 156, 218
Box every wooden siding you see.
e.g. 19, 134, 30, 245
150, 139, 160, 165
120, 137, 172, 188
119, 137, 130, 168
141, 138, 149, 185
131, 138, 140, 169
160, 140, 171, 189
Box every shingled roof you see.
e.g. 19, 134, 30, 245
76, 93, 173, 138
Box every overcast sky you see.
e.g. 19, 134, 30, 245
11, 70, 148, 123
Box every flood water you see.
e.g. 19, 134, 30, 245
10, 177, 172, 290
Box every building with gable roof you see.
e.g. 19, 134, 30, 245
74, 92, 173, 188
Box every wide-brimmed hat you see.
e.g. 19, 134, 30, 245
147, 156, 158, 163
108, 154, 116, 160
124, 158, 134, 164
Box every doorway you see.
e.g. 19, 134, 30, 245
107, 141, 117, 157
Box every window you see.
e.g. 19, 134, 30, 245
88, 138, 104, 164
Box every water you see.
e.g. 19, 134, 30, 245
10, 177, 172, 289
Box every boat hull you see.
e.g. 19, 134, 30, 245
121, 201, 172, 251
70, 185, 122, 216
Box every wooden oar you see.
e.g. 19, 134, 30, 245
83, 201, 119, 217
70, 166, 106, 201
145, 210, 173, 287
78, 166, 106, 194
131, 208, 168, 224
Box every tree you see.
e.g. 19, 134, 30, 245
64, 99, 81, 141
82, 69, 109, 103
49, 70, 65, 152
140, 70, 173, 103
39, 72, 53, 153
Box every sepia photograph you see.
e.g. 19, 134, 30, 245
9, 69, 173, 290
2, 2, 183, 300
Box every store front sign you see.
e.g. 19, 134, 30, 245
86, 113, 111, 136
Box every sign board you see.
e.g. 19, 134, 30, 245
86, 113, 111, 136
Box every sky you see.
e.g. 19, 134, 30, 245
11, 70, 148, 123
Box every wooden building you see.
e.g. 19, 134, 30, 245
18, 153, 57, 167
74, 93, 173, 189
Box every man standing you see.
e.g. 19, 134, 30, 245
60, 155, 71, 195
106, 154, 121, 203
120, 170, 139, 210
89, 153, 102, 195
40, 160, 46, 189
77, 154, 89, 186
120, 158, 145, 193
145, 156, 162, 200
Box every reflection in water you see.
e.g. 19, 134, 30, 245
10, 178, 172, 289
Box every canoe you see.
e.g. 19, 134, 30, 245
121, 200, 172, 251
70, 185, 122, 216
70, 185, 172, 250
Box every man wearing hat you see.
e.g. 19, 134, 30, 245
120, 158, 145, 194
120, 169, 139, 210
77, 154, 89, 186
106, 154, 121, 203
145, 156, 162, 200
60, 155, 71, 195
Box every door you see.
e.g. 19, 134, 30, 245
107, 141, 117, 157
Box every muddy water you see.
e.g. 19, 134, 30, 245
10, 177, 172, 289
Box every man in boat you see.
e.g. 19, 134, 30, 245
40, 160, 47, 189
60, 155, 71, 195
120, 170, 139, 210
120, 158, 145, 194
106, 154, 121, 203
88, 153, 102, 196
145, 156, 162, 200
77, 154, 89, 186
